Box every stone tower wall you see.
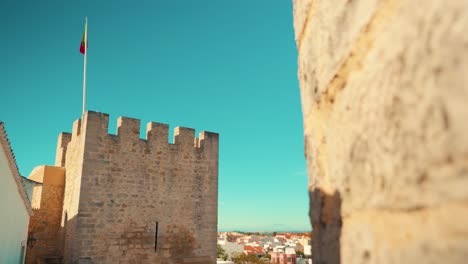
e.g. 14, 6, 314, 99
26, 166, 65, 264
293, 0, 468, 263
60, 111, 218, 264
60, 117, 87, 263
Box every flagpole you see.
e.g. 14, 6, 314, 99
82, 17, 88, 115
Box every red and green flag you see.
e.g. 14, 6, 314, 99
80, 17, 88, 115
79, 22, 87, 54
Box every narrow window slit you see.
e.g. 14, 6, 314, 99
155, 221, 159, 252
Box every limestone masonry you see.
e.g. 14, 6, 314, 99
26, 111, 219, 264
293, 0, 468, 263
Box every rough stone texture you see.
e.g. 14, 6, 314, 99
35, 111, 220, 264
26, 166, 65, 264
56, 132, 72, 167
61, 118, 87, 263
293, 0, 468, 263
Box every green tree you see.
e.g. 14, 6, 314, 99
232, 253, 265, 264
296, 250, 305, 258
218, 244, 228, 260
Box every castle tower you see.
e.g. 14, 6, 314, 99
27, 111, 219, 264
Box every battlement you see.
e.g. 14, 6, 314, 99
66, 111, 218, 149
49, 110, 218, 263
55, 132, 71, 167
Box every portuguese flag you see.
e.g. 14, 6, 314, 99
79, 22, 87, 54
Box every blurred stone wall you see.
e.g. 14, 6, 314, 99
293, 0, 468, 263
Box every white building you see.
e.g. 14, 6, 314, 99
0, 122, 34, 264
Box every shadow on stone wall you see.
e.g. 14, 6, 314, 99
309, 189, 342, 264
28, 215, 212, 264
26, 212, 74, 264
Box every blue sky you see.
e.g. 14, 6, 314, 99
1, 0, 309, 231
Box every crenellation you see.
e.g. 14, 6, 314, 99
146, 122, 169, 145
117, 116, 141, 140
55, 132, 71, 167
70, 113, 217, 151
174, 126, 196, 146
84, 111, 109, 138
71, 118, 82, 140
198, 131, 219, 155
57, 132, 72, 148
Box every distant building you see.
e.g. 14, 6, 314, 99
249, 235, 261, 242
299, 236, 311, 247
226, 233, 243, 243
293, 243, 304, 253
275, 236, 287, 244
303, 245, 312, 257
271, 246, 297, 264
299, 236, 312, 257
261, 236, 275, 244
0, 122, 34, 264
218, 237, 227, 244
244, 245, 265, 258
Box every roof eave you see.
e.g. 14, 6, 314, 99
0, 122, 34, 216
